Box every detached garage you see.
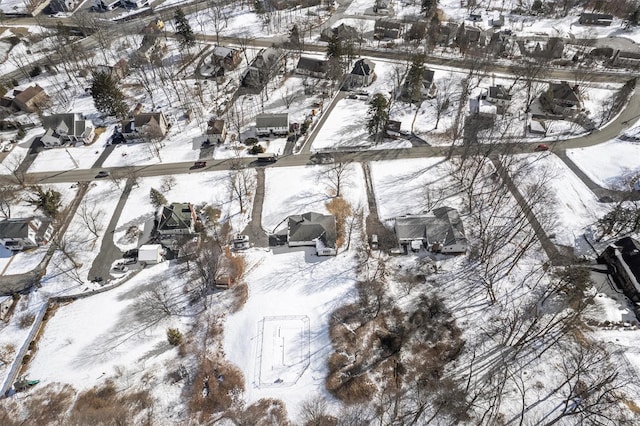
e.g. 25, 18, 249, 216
138, 244, 163, 265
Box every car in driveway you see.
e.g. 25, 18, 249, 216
95, 170, 110, 178
534, 144, 549, 151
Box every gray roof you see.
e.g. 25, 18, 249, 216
548, 82, 579, 103
0, 219, 31, 238
580, 13, 613, 20
488, 85, 511, 101
255, 113, 288, 128
296, 56, 328, 74
288, 212, 336, 248
42, 113, 92, 137
351, 59, 375, 76
158, 203, 194, 232
394, 207, 466, 248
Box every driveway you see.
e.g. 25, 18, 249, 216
241, 168, 268, 247
87, 178, 133, 282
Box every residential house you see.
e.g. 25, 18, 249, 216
287, 212, 337, 256
3, 85, 49, 113
401, 68, 435, 102
296, 56, 328, 78
612, 50, 640, 67
373, 0, 391, 14
211, 46, 242, 70
529, 119, 546, 135
0, 217, 53, 251
540, 82, 581, 117
532, 37, 564, 60
94, 59, 129, 79
122, 111, 169, 140
0, 295, 12, 321
599, 237, 640, 303
240, 48, 285, 91
490, 14, 505, 27
320, 23, 360, 43
49, 0, 82, 12
206, 118, 227, 143
394, 207, 467, 254
41, 113, 95, 148
97, 0, 121, 10
484, 85, 512, 114
255, 113, 289, 137
469, 97, 497, 118
156, 203, 198, 248
579, 13, 613, 26
123, 0, 150, 8
374, 19, 404, 40
346, 59, 376, 89
437, 22, 459, 46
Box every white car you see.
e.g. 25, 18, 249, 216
3, 144, 11, 152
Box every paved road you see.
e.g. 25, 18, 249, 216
87, 178, 132, 282
300, 90, 347, 154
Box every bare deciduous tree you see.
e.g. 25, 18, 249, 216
321, 160, 353, 198
78, 199, 104, 239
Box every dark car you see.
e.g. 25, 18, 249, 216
95, 170, 110, 178
534, 144, 549, 152
123, 248, 139, 258
191, 161, 207, 169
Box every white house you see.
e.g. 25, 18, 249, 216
255, 113, 289, 137
287, 212, 337, 256
41, 113, 95, 148
138, 244, 163, 264
0, 218, 53, 251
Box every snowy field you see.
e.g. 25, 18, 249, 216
255, 315, 310, 388
511, 153, 610, 249
224, 248, 358, 417
262, 163, 367, 232
369, 157, 460, 220
567, 140, 640, 190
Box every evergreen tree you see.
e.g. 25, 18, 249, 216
150, 188, 167, 209
289, 24, 301, 49
91, 72, 128, 119
174, 8, 195, 49
326, 34, 343, 59
367, 94, 389, 143
254, 0, 264, 14
406, 54, 426, 102
28, 186, 62, 218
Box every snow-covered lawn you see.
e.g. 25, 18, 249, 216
567, 140, 640, 190
224, 247, 358, 417
369, 157, 460, 220
262, 164, 367, 232
40, 181, 124, 296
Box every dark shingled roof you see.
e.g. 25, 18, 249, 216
0, 219, 30, 238
158, 203, 194, 232
351, 59, 375, 76
288, 212, 336, 248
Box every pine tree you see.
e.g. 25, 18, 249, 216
326, 34, 343, 59
421, 0, 438, 17
27, 186, 62, 218
91, 72, 128, 119
406, 54, 425, 102
289, 24, 301, 49
367, 94, 389, 143
150, 188, 167, 209
167, 328, 183, 346
174, 8, 195, 49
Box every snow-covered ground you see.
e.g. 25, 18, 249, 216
568, 139, 640, 191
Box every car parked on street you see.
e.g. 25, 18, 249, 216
95, 170, 110, 178
535, 144, 549, 151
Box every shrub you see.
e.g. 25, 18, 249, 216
243, 137, 258, 146
29, 66, 42, 77
249, 144, 265, 155
167, 328, 183, 346
18, 313, 35, 329
16, 127, 25, 139
301, 119, 311, 134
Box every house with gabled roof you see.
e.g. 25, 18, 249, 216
255, 113, 289, 137
122, 111, 169, 140
599, 237, 640, 303
540, 81, 581, 117
394, 207, 467, 254
287, 212, 337, 256
401, 68, 435, 102
374, 19, 404, 40
41, 113, 95, 148
156, 203, 198, 248
2, 85, 49, 113
240, 48, 285, 91
0, 217, 53, 251
579, 13, 613, 26
320, 23, 360, 43
345, 59, 376, 89
296, 56, 328, 78
212, 46, 242, 70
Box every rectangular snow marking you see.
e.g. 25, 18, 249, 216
256, 315, 310, 388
